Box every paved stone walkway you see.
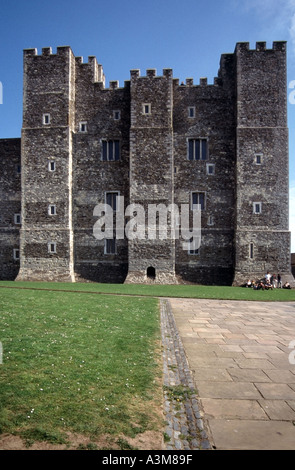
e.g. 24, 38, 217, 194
167, 298, 295, 450
160, 299, 211, 450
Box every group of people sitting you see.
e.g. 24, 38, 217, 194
244, 272, 292, 290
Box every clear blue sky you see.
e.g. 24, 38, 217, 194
0, 0, 295, 250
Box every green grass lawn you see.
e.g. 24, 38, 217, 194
0, 280, 294, 449
0, 287, 163, 449
0, 280, 295, 301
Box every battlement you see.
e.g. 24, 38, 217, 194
130, 68, 173, 80
23, 46, 105, 87
235, 41, 286, 53
23, 47, 224, 91
130, 68, 220, 87
173, 76, 220, 87
23, 46, 74, 57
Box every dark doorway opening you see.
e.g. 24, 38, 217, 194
147, 266, 156, 280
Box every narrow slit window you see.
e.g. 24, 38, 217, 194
255, 154, 263, 165
48, 205, 56, 215
43, 113, 50, 125
48, 161, 56, 172
14, 214, 21, 224
48, 242, 56, 254
188, 107, 195, 118
113, 110, 121, 120
79, 121, 87, 133
253, 202, 262, 214
208, 215, 214, 226
143, 103, 151, 115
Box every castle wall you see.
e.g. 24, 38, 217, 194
233, 41, 291, 284
16, 47, 75, 282
0, 42, 293, 285
0, 139, 21, 280
172, 65, 236, 284
73, 62, 130, 282
125, 68, 177, 284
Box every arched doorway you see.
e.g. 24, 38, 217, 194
147, 266, 156, 280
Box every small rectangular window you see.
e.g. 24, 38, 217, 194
48, 242, 56, 254
113, 110, 121, 120
255, 154, 263, 165
14, 213, 21, 224
249, 243, 254, 259
253, 202, 262, 214
105, 238, 116, 254
192, 192, 205, 210
16, 164, 21, 175
43, 113, 50, 125
101, 140, 120, 161
48, 161, 56, 172
79, 121, 87, 133
188, 107, 195, 118
188, 139, 208, 161
48, 205, 56, 215
208, 215, 214, 226
188, 247, 199, 255
206, 163, 215, 175
142, 103, 151, 115
13, 248, 20, 260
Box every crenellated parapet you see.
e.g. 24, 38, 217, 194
130, 68, 222, 89
235, 40, 286, 53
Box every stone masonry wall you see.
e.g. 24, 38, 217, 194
73, 59, 130, 282
0, 139, 21, 280
125, 68, 177, 283
16, 47, 75, 282
234, 42, 292, 285
173, 60, 236, 284
0, 42, 293, 285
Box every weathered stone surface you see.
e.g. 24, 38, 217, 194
0, 42, 293, 284
0, 139, 21, 280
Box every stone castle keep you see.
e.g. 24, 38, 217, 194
0, 41, 294, 285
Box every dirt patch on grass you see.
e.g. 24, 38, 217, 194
0, 430, 165, 450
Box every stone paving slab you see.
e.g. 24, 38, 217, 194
169, 298, 295, 450
209, 420, 295, 450
160, 299, 211, 450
